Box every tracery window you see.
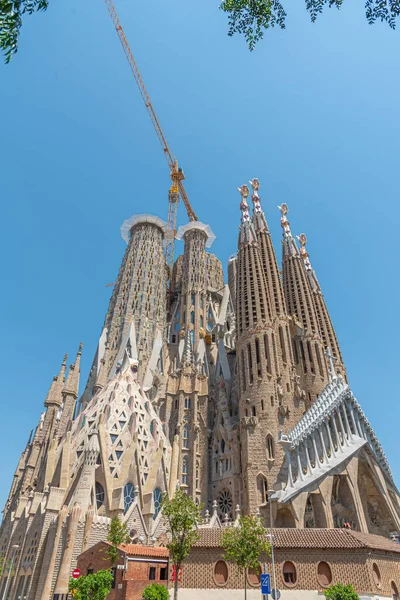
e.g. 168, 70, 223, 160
153, 488, 162, 519
124, 482, 135, 514
218, 489, 233, 517
266, 435, 274, 460
95, 481, 105, 509
182, 456, 189, 485
183, 424, 190, 449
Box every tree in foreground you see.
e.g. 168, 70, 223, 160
161, 489, 202, 600
221, 514, 271, 600
68, 570, 114, 600
325, 583, 360, 600
106, 515, 130, 565
142, 582, 170, 600
1, 0, 400, 63
220, 0, 400, 50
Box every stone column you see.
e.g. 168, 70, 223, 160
54, 505, 82, 596
40, 506, 68, 600
324, 420, 336, 458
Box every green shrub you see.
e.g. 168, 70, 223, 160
142, 582, 170, 600
325, 583, 359, 600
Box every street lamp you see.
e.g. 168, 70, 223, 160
1, 545, 20, 600
267, 491, 278, 600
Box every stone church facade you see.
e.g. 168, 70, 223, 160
1, 180, 399, 600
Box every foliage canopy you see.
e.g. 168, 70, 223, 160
68, 570, 114, 600
1, 0, 400, 62
106, 515, 130, 566
161, 489, 202, 599
142, 582, 170, 600
221, 515, 270, 599
324, 582, 360, 600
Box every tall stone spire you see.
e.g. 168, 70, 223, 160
236, 184, 272, 334
102, 215, 168, 385
251, 178, 287, 319
280, 205, 329, 402
58, 343, 83, 438
297, 233, 346, 378
235, 183, 283, 516
44, 354, 67, 408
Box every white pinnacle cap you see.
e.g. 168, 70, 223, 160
176, 221, 216, 248
120, 214, 168, 244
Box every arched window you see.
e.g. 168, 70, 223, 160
183, 424, 190, 449
266, 435, 274, 460
190, 330, 195, 346
247, 565, 261, 587
264, 334, 272, 374
299, 341, 307, 373
153, 488, 162, 519
195, 461, 200, 488
283, 561, 297, 585
372, 563, 381, 588
241, 350, 246, 391
221, 439, 225, 453
256, 474, 268, 505
95, 482, 105, 510
248, 344, 253, 385
317, 562, 332, 587
190, 311, 195, 325
279, 326, 287, 363
124, 482, 135, 514
191, 294, 195, 305
172, 334, 176, 343
255, 338, 262, 378
214, 561, 228, 585
391, 581, 399, 600
184, 397, 191, 409
200, 296, 204, 309
182, 456, 189, 485
315, 343, 323, 376
252, 406, 256, 417
307, 341, 315, 373
270, 396, 274, 407
200, 315, 204, 328
292, 339, 299, 365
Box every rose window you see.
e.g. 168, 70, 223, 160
218, 490, 232, 516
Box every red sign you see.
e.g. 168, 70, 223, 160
72, 569, 81, 579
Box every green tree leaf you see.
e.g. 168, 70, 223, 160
68, 570, 114, 600
106, 515, 130, 566
325, 582, 360, 600
161, 490, 203, 600
221, 515, 271, 600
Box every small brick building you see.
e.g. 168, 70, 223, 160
77, 542, 169, 600
178, 528, 400, 600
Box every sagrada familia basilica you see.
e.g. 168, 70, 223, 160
1, 179, 399, 599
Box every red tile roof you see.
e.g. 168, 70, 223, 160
195, 528, 400, 553
119, 544, 169, 558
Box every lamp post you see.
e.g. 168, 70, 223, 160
267, 491, 277, 600
1, 545, 20, 600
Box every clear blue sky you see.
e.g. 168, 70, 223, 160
1, 0, 399, 510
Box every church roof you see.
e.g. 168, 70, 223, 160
119, 544, 169, 558
194, 527, 400, 553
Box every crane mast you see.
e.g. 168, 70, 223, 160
103, 0, 198, 273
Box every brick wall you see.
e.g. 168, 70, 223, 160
180, 546, 400, 595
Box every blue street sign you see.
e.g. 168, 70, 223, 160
261, 573, 271, 594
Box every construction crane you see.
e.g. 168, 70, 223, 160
104, 0, 198, 272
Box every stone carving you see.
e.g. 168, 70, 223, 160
291, 366, 306, 402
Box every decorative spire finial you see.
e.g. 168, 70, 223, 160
296, 233, 311, 270
278, 203, 292, 238
238, 184, 250, 224
249, 178, 262, 213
